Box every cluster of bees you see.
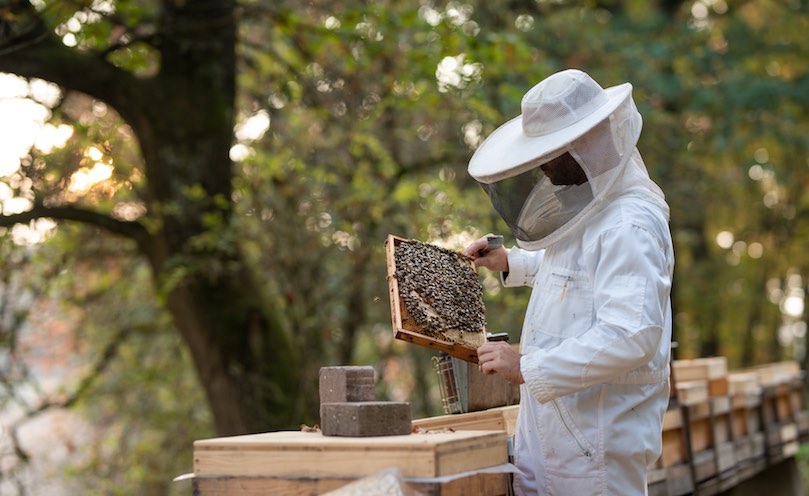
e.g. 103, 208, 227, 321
394, 240, 486, 338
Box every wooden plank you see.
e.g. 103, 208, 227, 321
659, 406, 687, 468
729, 372, 761, 396
646, 466, 668, 484
731, 392, 761, 410
750, 432, 766, 458
796, 410, 809, 436
395, 328, 479, 363
708, 377, 729, 397
790, 388, 807, 437
776, 386, 795, 421
715, 441, 736, 473
464, 360, 520, 412
748, 361, 801, 386
673, 357, 728, 382
677, 380, 708, 405
661, 427, 687, 467
194, 430, 508, 478
687, 413, 714, 453
731, 406, 750, 438
711, 396, 732, 445
692, 449, 717, 482
422, 472, 509, 496
193, 472, 509, 496
781, 422, 799, 443
413, 405, 519, 435
734, 436, 752, 464
663, 407, 683, 430
664, 463, 694, 496
696, 476, 720, 495
647, 480, 668, 496
718, 468, 739, 492
735, 459, 757, 483
194, 475, 350, 495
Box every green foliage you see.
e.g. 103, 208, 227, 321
3, 0, 809, 493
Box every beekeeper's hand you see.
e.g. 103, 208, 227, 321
464, 234, 509, 272
477, 341, 524, 385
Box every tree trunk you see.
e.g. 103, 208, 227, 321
164, 267, 302, 435
0, 0, 308, 436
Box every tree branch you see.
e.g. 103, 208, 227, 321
0, 204, 151, 251
13, 325, 130, 425
0, 0, 148, 125
3, 323, 131, 471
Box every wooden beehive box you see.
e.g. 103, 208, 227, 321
193, 430, 509, 495
386, 235, 486, 363
412, 405, 520, 435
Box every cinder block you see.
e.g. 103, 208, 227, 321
319, 366, 376, 404
320, 402, 412, 437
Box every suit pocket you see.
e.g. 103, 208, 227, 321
536, 396, 600, 477
535, 269, 594, 339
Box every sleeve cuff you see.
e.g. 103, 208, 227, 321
521, 350, 553, 404
502, 248, 534, 287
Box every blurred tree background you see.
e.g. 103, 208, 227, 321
0, 0, 808, 494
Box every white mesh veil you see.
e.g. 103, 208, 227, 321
473, 71, 668, 250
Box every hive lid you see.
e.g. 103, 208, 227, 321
193, 429, 508, 478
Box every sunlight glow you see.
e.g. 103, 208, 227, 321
2, 196, 32, 215
1, 74, 71, 176
68, 162, 114, 194
436, 54, 482, 93
30, 79, 61, 107
86, 145, 104, 161
62, 33, 77, 47
35, 124, 73, 153
229, 143, 252, 162
748, 242, 764, 259
11, 218, 56, 245
112, 201, 146, 221
515, 14, 535, 31
323, 16, 340, 29
715, 230, 734, 249
463, 120, 483, 148
0, 100, 48, 175
235, 110, 270, 141
748, 164, 764, 181
419, 6, 442, 26
754, 147, 769, 164
783, 294, 805, 318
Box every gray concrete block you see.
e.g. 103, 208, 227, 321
320, 402, 412, 437
319, 366, 376, 404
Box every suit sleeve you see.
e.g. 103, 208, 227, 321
502, 247, 544, 288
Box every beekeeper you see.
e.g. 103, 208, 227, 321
465, 69, 673, 496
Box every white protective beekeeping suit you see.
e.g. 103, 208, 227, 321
468, 69, 674, 495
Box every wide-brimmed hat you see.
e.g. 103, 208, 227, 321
468, 69, 632, 184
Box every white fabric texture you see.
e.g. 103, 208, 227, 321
468, 70, 632, 184
504, 195, 673, 496
475, 71, 674, 495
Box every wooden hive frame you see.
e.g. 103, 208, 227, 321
385, 234, 484, 363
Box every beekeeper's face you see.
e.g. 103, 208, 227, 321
538, 152, 588, 186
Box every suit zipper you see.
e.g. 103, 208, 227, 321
552, 399, 592, 459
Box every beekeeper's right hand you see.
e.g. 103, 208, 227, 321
464, 234, 509, 273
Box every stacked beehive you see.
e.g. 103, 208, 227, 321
191, 366, 512, 495
647, 358, 808, 496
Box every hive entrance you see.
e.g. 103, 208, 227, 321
385, 235, 486, 362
